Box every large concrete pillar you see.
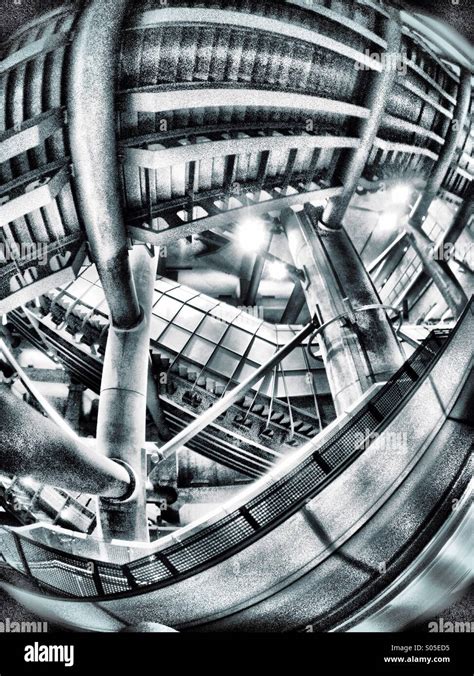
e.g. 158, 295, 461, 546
284, 204, 404, 415
97, 246, 158, 542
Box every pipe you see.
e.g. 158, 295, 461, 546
0, 385, 131, 499
97, 245, 158, 542
410, 68, 472, 231
322, 16, 402, 228
403, 69, 471, 317
67, 0, 141, 329
284, 205, 404, 415
435, 182, 474, 259
404, 228, 468, 316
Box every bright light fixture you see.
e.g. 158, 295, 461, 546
378, 211, 399, 230
389, 184, 412, 205
236, 219, 266, 251
21, 476, 39, 490
268, 260, 287, 280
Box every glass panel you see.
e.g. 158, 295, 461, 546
159, 325, 190, 352
181, 335, 215, 364
150, 315, 169, 341
276, 372, 312, 397
247, 337, 276, 364
209, 304, 240, 324
79, 285, 105, 309
154, 295, 183, 321
81, 265, 99, 284
155, 278, 178, 293
68, 278, 90, 298
256, 323, 277, 343
232, 311, 262, 332
197, 315, 227, 343
174, 305, 203, 332
188, 295, 218, 312
221, 326, 253, 355
281, 347, 306, 371
233, 360, 258, 382
152, 289, 164, 307
167, 285, 199, 302
207, 347, 241, 378
275, 328, 295, 346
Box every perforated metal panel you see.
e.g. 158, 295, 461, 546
129, 555, 172, 586
166, 514, 255, 572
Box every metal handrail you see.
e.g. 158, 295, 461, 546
150, 304, 402, 468
150, 317, 320, 465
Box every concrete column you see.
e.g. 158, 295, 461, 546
284, 204, 404, 415
97, 246, 158, 542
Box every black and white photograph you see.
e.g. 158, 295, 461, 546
0, 0, 472, 672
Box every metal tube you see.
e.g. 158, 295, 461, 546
67, 0, 141, 329
97, 246, 158, 541
155, 318, 318, 462
322, 16, 402, 228
404, 228, 468, 316
0, 385, 131, 499
435, 182, 474, 259
402, 68, 471, 317
284, 205, 404, 415
410, 68, 472, 231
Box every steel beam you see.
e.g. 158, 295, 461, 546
0, 109, 64, 163
120, 88, 370, 120
125, 8, 384, 71
0, 32, 69, 74
0, 165, 69, 227
281, 282, 307, 324
128, 185, 343, 245
123, 135, 360, 170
